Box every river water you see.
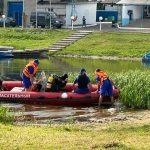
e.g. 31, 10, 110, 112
0, 57, 148, 124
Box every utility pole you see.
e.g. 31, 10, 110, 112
36, 0, 38, 29
22, 0, 24, 29
49, 0, 51, 29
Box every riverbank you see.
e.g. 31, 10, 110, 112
55, 54, 141, 61
56, 32, 150, 58
0, 28, 73, 50
0, 110, 150, 149
0, 29, 150, 59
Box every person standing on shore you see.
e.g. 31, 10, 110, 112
22, 59, 39, 91
95, 69, 113, 107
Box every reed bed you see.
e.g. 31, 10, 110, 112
111, 70, 150, 109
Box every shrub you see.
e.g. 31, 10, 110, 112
0, 106, 14, 124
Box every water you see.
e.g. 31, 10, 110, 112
0, 57, 148, 124
0, 57, 147, 80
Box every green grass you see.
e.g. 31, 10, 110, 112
0, 106, 14, 124
0, 121, 150, 149
0, 29, 150, 58
58, 32, 150, 57
0, 28, 73, 50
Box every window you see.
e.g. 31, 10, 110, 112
37, 0, 50, 5
97, 3, 105, 10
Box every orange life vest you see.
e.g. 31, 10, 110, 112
95, 71, 109, 86
23, 62, 38, 78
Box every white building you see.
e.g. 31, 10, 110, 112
66, 2, 97, 26
117, 0, 150, 26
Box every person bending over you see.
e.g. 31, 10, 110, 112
95, 68, 113, 106
22, 59, 39, 91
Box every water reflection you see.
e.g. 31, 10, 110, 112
0, 57, 147, 80
142, 61, 150, 69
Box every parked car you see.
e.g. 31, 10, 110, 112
0, 17, 17, 27
30, 11, 64, 28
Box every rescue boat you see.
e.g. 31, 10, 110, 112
0, 81, 119, 106
142, 52, 150, 62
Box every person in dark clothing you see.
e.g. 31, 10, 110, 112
73, 68, 91, 94
46, 74, 68, 92
82, 16, 86, 27
58, 73, 68, 89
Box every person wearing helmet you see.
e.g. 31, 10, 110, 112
73, 68, 91, 94
22, 59, 39, 91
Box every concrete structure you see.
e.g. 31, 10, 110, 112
66, 2, 97, 26
117, 0, 150, 26
3, 0, 122, 27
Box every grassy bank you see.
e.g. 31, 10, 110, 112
0, 29, 149, 57
57, 32, 150, 57
0, 28, 73, 50
0, 120, 150, 149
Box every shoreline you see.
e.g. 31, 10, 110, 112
13, 109, 150, 126
54, 54, 142, 61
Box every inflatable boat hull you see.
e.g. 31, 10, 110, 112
0, 81, 119, 106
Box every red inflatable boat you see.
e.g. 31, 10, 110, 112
0, 81, 119, 106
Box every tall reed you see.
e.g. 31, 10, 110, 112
110, 70, 150, 109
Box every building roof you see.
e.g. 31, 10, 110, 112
117, 0, 150, 5
101, 0, 120, 4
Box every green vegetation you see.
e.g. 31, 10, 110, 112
0, 121, 150, 149
57, 32, 150, 57
0, 29, 149, 58
112, 70, 150, 109
0, 28, 73, 50
0, 106, 14, 124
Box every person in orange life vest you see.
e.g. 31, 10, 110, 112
22, 59, 39, 91
95, 69, 113, 105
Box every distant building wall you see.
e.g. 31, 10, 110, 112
122, 5, 142, 26
24, 1, 66, 27
66, 2, 97, 26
